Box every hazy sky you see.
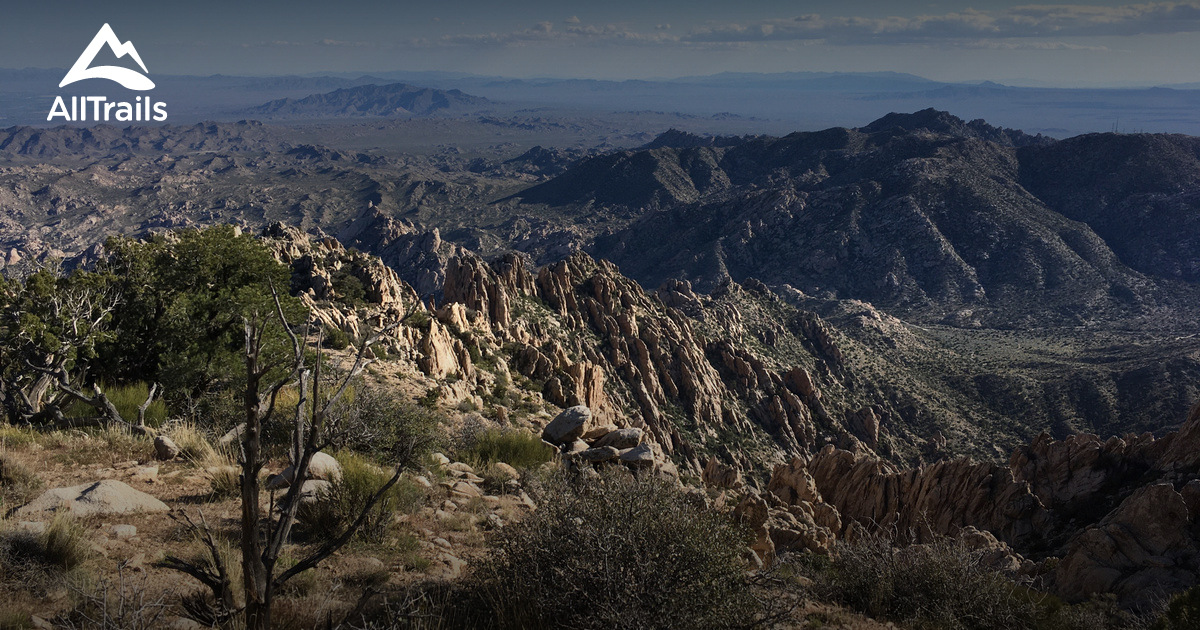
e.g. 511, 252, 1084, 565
4, 0, 1200, 85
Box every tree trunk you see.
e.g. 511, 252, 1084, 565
241, 368, 271, 630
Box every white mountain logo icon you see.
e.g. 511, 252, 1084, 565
59, 24, 155, 91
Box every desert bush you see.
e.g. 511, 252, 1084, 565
207, 465, 241, 499
1155, 585, 1200, 630
324, 327, 352, 350
55, 565, 168, 630
478, 468, 755, 629
0, 453, 42, 511
333, 385, 440, 465
797, 532, 1159, 630
801, 533, 1047, 630
354, 581, 488, 629
459, 428, 553, 470
295, 451, 425, 543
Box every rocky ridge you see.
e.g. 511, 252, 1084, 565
722, 403, 1200, 609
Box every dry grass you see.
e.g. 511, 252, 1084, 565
164, 421, 219, 465
0, 452, 43, 512
44, 427, 151, 466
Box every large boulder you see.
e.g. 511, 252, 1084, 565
618, 444, 655, 468
16, 480, 169, 517
542, 406, 592, 445
577, 446, 620, 463
594, 427, 644, 450
267, 452, 342, 490
153, 435, 180, 461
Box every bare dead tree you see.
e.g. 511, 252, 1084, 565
23, 361, 159, 433
159, 282, 419, 630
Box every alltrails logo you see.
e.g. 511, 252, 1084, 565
47, 24, 168, 122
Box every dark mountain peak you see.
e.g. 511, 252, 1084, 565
640, 129, 746, 150
502, 145, 586, 176
862, 108, 968, 135
861, 108, 1051, 147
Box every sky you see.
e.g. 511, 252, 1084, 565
4, 0, 1200, 86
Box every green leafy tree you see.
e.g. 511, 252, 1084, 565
98, 225, 306, 399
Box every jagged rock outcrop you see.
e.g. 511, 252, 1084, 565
340, 211, 466, 300
1009, 431, 1162, 511
740, 403, 1200, 608
805, 446, 1051, 546
1054, 483, 1200, 609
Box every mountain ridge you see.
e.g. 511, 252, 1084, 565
245, 82, 491, 118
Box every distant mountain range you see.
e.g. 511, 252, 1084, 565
244, 82, 491, 118
5, 69, 1200, 135
506, 109, 1200, 328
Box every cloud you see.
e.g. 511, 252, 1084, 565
256, 2, 1197, 54
430, 21, 679, 47
683, 2, 1200, 45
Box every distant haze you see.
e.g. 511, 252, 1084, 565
4, 0, 1200, 87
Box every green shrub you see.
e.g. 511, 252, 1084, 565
403, 311, 432, 331
296, 451, 425, 543
478, 469, 755, 629
459, 429, 553, 470
331, 268, 367, 306
418, 388, 441, 409
324, 327, 352, 351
